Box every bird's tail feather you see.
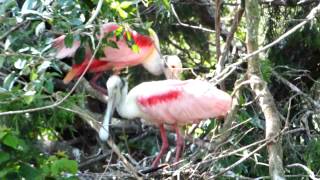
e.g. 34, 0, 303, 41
63, 63, 86, 84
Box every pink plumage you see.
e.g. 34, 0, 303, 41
99, 75, 232, 168
136, 80, 231, 126
52, 23, 162, 86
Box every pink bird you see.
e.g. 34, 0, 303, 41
53, 22, 162, 92
99, 75, 232, 167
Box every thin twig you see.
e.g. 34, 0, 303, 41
170, 4, 216, 33
210, 2, 320, 84
0, 20, 30, 41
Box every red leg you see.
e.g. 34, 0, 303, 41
174, 124, 184, 163
89, 72, 107, 94
152, 124, 169, 168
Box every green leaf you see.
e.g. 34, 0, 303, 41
20, 164, 42, 180
120, 1, 132, 9
107, 40, 119, 49
44, 80, 54, 94
0, 152, 10, 164
74, 46, 86, 64
161, 0, 170, 10
51, 158, 78, 176
30, 68, 38, 81
2, 133, 26, 151
64, 34, 74, 48
3, 72, 17, 91
131, 44, 140, 53
23, 90, 36, 104
110, 1, 120, 9
0, 129, 8, 140
118, 8, 128, 19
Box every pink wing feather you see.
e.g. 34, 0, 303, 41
55, 23, 158, 83
100, 25, 155, 64
136, 80, 232, 126
53, 35, 81, 59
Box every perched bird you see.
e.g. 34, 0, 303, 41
53, 22, 162, 93
99, 75, 232, 167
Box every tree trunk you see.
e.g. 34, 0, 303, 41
245, 0, 286, 179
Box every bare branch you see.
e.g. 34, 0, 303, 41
287, 163, 320, 180
215, 0, 222, 60
170, 4, 216, 33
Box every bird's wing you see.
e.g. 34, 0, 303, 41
100, 31, 156, 64
53, 35, 81, 59
63, 59, 112, 84
135, 80, 232, 125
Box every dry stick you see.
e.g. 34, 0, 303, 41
0, 0, 105, 116
79, 152, 111, 168
271, 70, 320, 108
287, 163, 320, 180
210, 141, 269, 179
211, 2, 320, 85
59, 105, 142, 179
209, 128, 307, 178
106, 139, 142, 179
215, 6, 245, 77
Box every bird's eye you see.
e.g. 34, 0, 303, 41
171, 65, 176, 68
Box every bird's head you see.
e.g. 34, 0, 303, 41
99, 75, 127, 141
162, 55, 183, 79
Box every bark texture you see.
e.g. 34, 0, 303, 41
245, 0, 285, 179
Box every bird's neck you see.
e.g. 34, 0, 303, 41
116, 84, 140, 120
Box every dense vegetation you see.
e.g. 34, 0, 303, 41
0, 0, 319, 179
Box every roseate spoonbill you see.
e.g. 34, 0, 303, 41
53, 22, 162, 92
99, 75, 232, 167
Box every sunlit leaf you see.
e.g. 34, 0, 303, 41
161, 0, 170, 10
30, 68, 38, 81
21, 0, 39, 15
131, 44, 140, 53
110, 1, 119, 9
120, 1, 132, 9
118, 8, 128, 19
23, 90, 36, 104
51, 158, 78, 176
14, 59, 27, 70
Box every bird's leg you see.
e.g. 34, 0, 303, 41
174, 124, 184, 163
89, 72, 107, 94
152, 124, 169, 168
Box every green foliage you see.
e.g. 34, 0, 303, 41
0, 128, 78, 179
305, 139, 320, 171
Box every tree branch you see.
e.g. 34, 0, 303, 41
245, 0, 285, 178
